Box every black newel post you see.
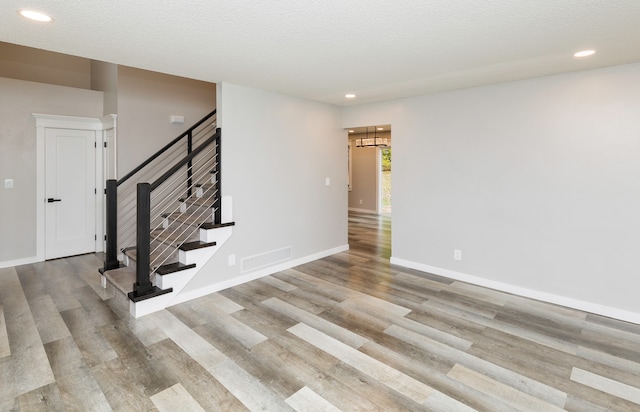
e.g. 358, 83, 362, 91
132, 183, 153, 297
102, 179, 120, 272
214, 130, 222, 224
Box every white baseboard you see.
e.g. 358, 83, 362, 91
348, 207, 378, 214
0, 256, 40, 269
390, 257, 640, 326
171, 244, 350, 306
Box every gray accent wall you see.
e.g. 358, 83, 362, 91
115, 66, 216, 175
342, 62, 640, 317
348, 144, 378, 212
0, 41, 92, 89
90, 60, 118, 115
0, 77, 103, 262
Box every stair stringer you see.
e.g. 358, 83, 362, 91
129, 196, 233, 318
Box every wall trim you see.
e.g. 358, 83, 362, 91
0, 256, 40, 269
348, 207, 379, 214
171, 244, 350, 306
390, 257, 640, 326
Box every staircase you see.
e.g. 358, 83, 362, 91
100, 109, 235, 317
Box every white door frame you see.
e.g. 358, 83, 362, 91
33, 113, 113, 261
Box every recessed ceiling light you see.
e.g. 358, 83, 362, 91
345, 93, 356, 99
19, 9, 52, 22
348, 130, 354, 133
574, 50, 595, 58
377, 127, 384, 131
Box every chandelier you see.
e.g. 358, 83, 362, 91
355, 126, 388, 147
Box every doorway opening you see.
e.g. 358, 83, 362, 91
347, 125, 391, 215
381, 147, 391, 214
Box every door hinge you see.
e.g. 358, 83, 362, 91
95, 234, 97, 241
104, 235, 107, 241
104, 142, 108, 148
94, 188, 97, 194
94, 142, 97, 148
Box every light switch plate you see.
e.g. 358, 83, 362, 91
4, 179, 13, 189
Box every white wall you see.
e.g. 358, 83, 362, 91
116, 66, 216, 175
0, 77, 103, 264
182, 82, 348, 293
342, 62, 640, 322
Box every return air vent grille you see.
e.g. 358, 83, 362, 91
241, 246, 292, 273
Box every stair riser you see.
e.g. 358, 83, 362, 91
155, 266, 198, 291
200, 225, 233, 244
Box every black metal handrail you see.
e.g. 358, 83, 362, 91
118, 109, 216, 185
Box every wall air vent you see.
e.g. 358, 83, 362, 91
241, 246, 292, 273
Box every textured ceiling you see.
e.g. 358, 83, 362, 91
2, 1, 640, 105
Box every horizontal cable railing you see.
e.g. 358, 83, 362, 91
102, 109, 221, 300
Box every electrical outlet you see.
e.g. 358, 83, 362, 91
228, 254, 236, 266
454, 249, 462, 261
4, 179, 13, 189
359, 199, 363, 204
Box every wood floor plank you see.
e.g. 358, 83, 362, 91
99, 320, 175, 396
359, 339, 515, 411
150, 310, 292, 410
10, 346, 56, 400
385, 324, 568, 408
91, 357, 157, 411
237, 280, 328, 315
571, 367, 640, 406
27, 295, 71, 345
16, 382, 66, 412
150, 382, 206, 412
447, 281, 511, 306
467, 326, 574, 389
209, 358, 295, 411
259, 274, 298, 292
388, 314, 472, 351
193, 308, 268, 350
285, 386, 341, 412
576, 345, 640, 376
448, 364, 565, 411
44, 336, 112, 411
422, 391, 479, 412
289, 322, 434, 404
0, 268, 42, 353
0, 306, 10, 358
263, 297, 369, 349
0, 268, 55, 399
254, 331, 381, 411
149, 310, 227, 369
194, 326, 304, 402
147, 338, 248, 411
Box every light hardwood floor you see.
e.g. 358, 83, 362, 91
2, 212, 640, 411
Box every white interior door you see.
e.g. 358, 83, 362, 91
45, 128, 97, 259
